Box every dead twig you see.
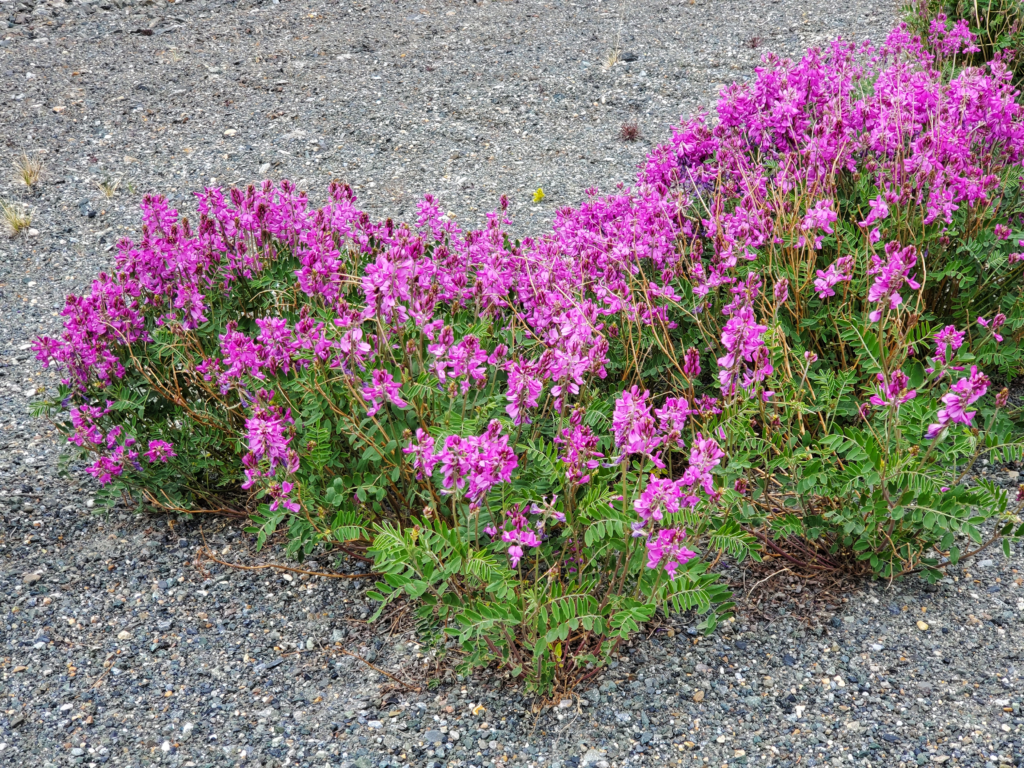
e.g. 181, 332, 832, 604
336, 647, 422, 692
196, 544, 381, 580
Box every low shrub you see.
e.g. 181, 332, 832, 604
34, 24, 1024, 693
906, 0, 1024, 83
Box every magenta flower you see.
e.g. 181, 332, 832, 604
554, 417, 604, 486
813, 256, 854, 299
800, 199, 837, 248
773, 279, 790, 304
868, 370, 917, 409
860, 195, 889, 227
362, 369, 408, 417
612, 386, 663, 462
645, 528, 697, 580
717, 304, 771, 396
867, 243, 920, 322
682, 348, 701, 378
267, 481, 301, 514
404, 428, 439, 480
497, 503, 541, 567
416, 421, 518, 508
682, 433, 725, 497
655, 397, 693, 446
977, 314, 1006, 343
634, 476, 687, 523
244, 394, 293, 468
926, 366, 990, 439
504, 360, 544, 425
144, 440, 176, 463
933, 325, 965, 365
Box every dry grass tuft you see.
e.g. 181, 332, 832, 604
96, 177, 122, 199
13, 152, 43, 189
0, 199, 32, 236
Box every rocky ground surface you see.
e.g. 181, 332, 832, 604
8, 0, 1024, 767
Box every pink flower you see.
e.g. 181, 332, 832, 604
404, 429, 438, 480
813, 256, 854, 299
682, 433, 725, 497
926, 366, 990, 439
866, 243, 920, 322
612, 386, 663, 462
773, 279, 790, 303
507, 545, 524, 568
554, 416, 604, 486
860, 195, 889, 227
144, 440, 176, 463
801, 199, 837, 248
682, 347, 701, 377
645, 528, 697, 580
634, 476, 687, 523
977, 314, 1006, 343
504, 360, 544, 425
655, 397, 693, 446
868, 369, 916, 409
267, 481, 301, 514
933, 325, 965, 365
717, 304, 771, 396
362, 369, 408, 417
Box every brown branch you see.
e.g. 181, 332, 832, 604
336, 647, 422, 692
196, 545, 380, 580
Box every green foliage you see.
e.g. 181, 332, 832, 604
906, 0, 1024, 84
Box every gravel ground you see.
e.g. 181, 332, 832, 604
9, 1, 1024, 767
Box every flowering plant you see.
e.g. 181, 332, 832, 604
907, 0, 1024, 85
32, 22, 1024, 692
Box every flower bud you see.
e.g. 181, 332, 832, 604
996, 388, 1010, 408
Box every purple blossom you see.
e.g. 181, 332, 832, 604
926, 365, 990, 439
244, 393, 293, 469
645, 528, 697, 580
860, 195, 889, 227
411, 420, 518, 508
144, 440, 176, 463
362, 369, 408, 417
682, 348, 701, 378
867, 242, 920, 322
800, 199, 837, 248
267, 480, 301, 514
813, 256, 854, 299
977, 314, 1006, 343
868, 370, 917, 409
634, 476, 687, 523
612, 386, 663, 462
682, 433, 725, 498
504, 360, 544, 425
717, 304, 771, 396
933, 325, 965, 365
554, 415, 604, 486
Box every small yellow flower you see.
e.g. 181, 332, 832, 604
533, 187, 545, 203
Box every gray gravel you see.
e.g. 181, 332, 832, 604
10, 1, 1024, 768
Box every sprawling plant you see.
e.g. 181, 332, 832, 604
33, 23, 1024, 692
906, 0, 1024, 84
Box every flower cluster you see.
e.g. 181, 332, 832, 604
926, 366, 991, 439
405, 420, 518, 508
